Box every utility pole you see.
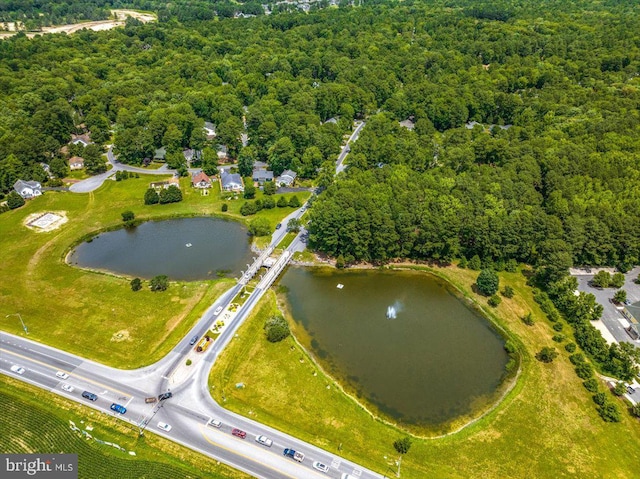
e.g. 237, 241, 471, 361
6, 313, 28, 334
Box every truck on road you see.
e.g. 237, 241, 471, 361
283, 448, 304, 462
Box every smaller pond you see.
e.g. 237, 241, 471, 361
68, 217, 254, 281
281, 268, 510, 428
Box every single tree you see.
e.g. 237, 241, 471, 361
159, 185, 182, 204
6, 191, 25, 209
288, 195, 301, 208
121, 210, 135, 222
521, 312, 534, 326
287, 218, 302, 233
488, 294, 502, 307
476, 269, 499, 296
468, 254, 482, 270
264, 315, 290, 342
536, 347, 558, 363
144, 188, 159, 205
612, 382, 626, 396
263, 180, 276, 195
248, 217, 271, 237
611, 272, 625, 288
150, 275, 169, 292
130, 278, 142, 291
501, 285, 515, 298
277, 195, 289, 208
591, 270, 611, 288
613, 289, 627, 304
393, 436, 412, 477
244, 182, 256, 199
221, 203, 228, 212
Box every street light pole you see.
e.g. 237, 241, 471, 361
6, 313, 27, 335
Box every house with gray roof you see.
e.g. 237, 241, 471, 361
276, 169, 297, 187
252, 167, 273, 185
220, 171, 244, 192
14, 180, 42, 199
154, 147, 166, 161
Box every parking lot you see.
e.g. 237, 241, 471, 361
573, 266, 640, 346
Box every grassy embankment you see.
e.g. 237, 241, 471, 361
209, 264, 640, 478
0, 174, 307, 368
0, 377, 248, 479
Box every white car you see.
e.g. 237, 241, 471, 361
157, 422, 172, 432
10, 365, 25, 375
255, 435, 273, 447
207, 418, 222, 428
313, 461, 329, 473
55, 371, 69, 380
61, 384, 74, 393
214, 306, 223, 315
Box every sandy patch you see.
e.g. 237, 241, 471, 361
111, 330, 131, 342
24, 211, 68, 232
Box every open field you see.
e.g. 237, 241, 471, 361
209, 265, 640, 478
0, 175, 307, 367
0, 377, 248, 479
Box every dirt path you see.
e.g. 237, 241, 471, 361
0, 9, 155, 39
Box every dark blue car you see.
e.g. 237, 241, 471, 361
110, 403, 127, 414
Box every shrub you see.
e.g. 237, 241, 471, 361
521, 312, 534, 326
591, 271, 611, 288
243, 183, 256, 199
565, 343, 577, 353
569, 353, 585, 365
468, 255, 482, 270
240, 201, 257, 216
186, 359, 192, 366
149, 275, 169, 292
263, 181, 276, 195
262, 196, 276, 209
488, 294, 501, 307
159, 185, 182, 204
613, 289, 627, 304
277, 195, 288, 207
288, 195, 301, 208
501, 285, 515, 298
476, 269, 499, 296
575, 362, 594, 379
335, 254, 345, 269
610, 272, 625, 288
144, 188, 159, 205
536, 347, 558, 363
552, 334, 566, 343
130, 278, 142, 292
264, 315, 290, 343
592, 392, 607, 406
221, 203, 228, 212
612, 382, 627, 396
547, 309, 560, 322
121, 210, 135, 225
248, 217, 271, 237
7, 191, 25, 209
583, 378, 599, 392
457, 257, 467, 269
553, 322, 564, 331
597, 402, 621, 422
505, 259, 518, 272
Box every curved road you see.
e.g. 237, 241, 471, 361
2, 123, 384, 479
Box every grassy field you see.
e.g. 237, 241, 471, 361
0, 174, 307, 367
209, 265, 640, 478
0, 377, 249, 479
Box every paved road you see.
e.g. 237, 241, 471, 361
336, 121, 365, 174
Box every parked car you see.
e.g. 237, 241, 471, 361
312, 461, 329, 473
157, 422, 172, 432
55, 371, 69, 380
214, 306, 223, 315
255, 435, 273, 447
10, 365, 25, 375
627, 386, 636, 395
82, 391, 98, 401
207, 418, 222, 428
189, 335, 199, 345
158, 392, 173, 401
110, 403, 127, 414
61, 384, 74, 393
145, 397, 157, 404
231, 428, 246, 439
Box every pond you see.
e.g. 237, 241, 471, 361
68, 217, 254, 281
280, 267, 510, 428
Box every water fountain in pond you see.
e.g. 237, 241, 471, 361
386, 301, 402, 319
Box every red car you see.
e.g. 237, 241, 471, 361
232, 428, 246, 439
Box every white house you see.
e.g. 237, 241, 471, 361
14, 179, 42, 199
220, 171, 244, 192
71, 133, 92, 147
276, 169, 297, 187
69, 156, 85, 170
191, 171, 212, 188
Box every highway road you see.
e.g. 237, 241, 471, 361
3, 120, 377, 478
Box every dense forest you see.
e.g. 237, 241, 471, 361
0, 0, 639, 270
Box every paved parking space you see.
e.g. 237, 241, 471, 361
573, 267, 640, 346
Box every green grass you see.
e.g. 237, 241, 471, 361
209, 265, 640, 479
0, 378, 249, 479
0, 175, 305, 367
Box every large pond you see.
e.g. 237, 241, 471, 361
68, 217, 254, 281
280, 267, 510, 428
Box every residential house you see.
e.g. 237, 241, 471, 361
40, 163, 54, 179
69, 156, 85, 170
252, 167, 273, 185
154, 147, 167, 161
220, 171, 244, 192
191, 171, 212, 189
276, 169, 297, 187
71, 133, 92, 147
216, 145, 229, 162
204, 122, 216, 140
399, 119, 415, 131
150, 177, 181, 191
14, 179, 42, 199
183, 149, 201, 165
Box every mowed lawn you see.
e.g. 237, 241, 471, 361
209, 266, 640, 479
0, 377, 249, 479
0, 174, 308, 367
